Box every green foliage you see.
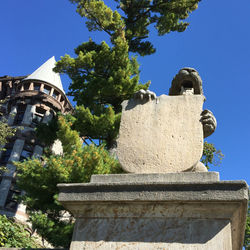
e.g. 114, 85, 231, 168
244, 200, 250, 249
201, 141, 224, 169
16, 116, 122, 247
0, 215, 40, 248
73, 105, 121, 146
73, 0, 125, 41
17, 117, 122, 211
36, 114, 82, 152
0, 120, 16, 150
16, 143, 122, 247
36, 115, 59, 146
70, 0, 201, 56
55, 38, 149, 110
16, 144, 122, 213
0, 101, 16, 173
56, 115, 82, 154
29, 212, 74, 248
0, 100, 16, 150
55, 36, 149, 146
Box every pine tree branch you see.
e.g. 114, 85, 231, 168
83, 7, 113, 36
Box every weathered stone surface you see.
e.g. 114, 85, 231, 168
0, 248, 68, 250
117, 94, 205, 173
72, 217, 232, 250
58, 179, 248, 250
90, 172, 220, 183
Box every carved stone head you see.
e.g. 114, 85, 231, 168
169, 68, 203, 96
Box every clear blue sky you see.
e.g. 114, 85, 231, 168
1, 0, 249, 183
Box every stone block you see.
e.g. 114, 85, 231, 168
58, 174, 248, 250
90, 172, 220, 183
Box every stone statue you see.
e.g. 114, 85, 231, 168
116, 68, 216, 173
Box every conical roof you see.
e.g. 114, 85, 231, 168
24, 56, 64, 93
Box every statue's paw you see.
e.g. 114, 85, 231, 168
201, 109, 217, 138
192, 162, 208, 172
134, 89, 156, 101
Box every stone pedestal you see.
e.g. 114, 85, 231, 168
58, 172, 248, 250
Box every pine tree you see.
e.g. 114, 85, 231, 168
70, 0, 201, 56
55, 0, 201, 147
54, 35, 150, 147
16, 115, 122, 247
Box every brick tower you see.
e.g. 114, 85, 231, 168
0, 57, 73, 220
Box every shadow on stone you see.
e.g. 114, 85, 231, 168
74, 218, 229, 244
124, 98, 149, 111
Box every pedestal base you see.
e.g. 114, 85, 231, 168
58, 172, 248, 250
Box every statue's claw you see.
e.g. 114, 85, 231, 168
201, 109, 217, 138
191, 161, 208, 172
134, 89, 156, 101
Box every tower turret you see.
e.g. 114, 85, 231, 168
0, 57, 73, 220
